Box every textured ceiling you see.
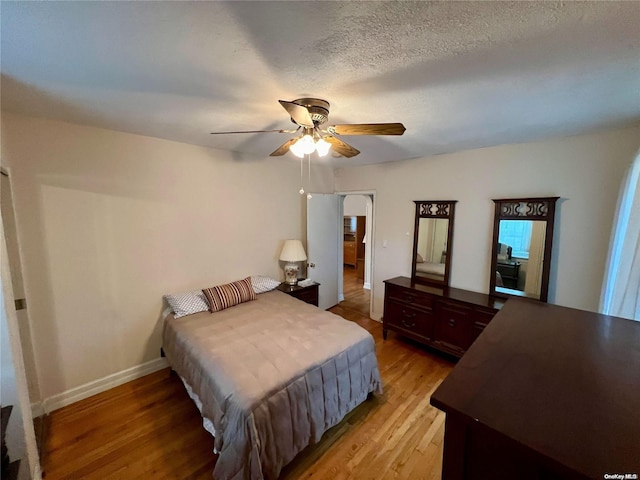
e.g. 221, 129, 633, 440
2, 1, 639, 166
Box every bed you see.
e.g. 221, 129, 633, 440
415, 261, 445, 277
162, 288, 382, 480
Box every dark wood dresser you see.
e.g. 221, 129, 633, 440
431, 299, 640, 479
383, 276, 504, 358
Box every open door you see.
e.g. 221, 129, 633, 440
1, 211, 41, 479
306, 194, 340, 310
1, 173, 40, 407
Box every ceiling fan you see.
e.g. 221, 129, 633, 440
210, 98, 406, 158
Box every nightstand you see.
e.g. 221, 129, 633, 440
497, 260, 521, 290
276, 282, 319, 307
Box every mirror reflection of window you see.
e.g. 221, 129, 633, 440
524, 221, 546, 296
498, 220, 532, 259
495, 220, 546, 298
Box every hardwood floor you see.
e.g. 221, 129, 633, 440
41, 283, 454, 479
340, 265, 370, 317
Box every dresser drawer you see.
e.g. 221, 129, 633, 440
468, 306, 498, 346
474, 306, 498, 324
434, 301, 473, 353
469, 320, 488, 346
384, 300, 435, 340
385, 284, 434, 311
383, 277, 502, 358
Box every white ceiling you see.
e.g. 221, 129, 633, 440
2, 1, 639, 166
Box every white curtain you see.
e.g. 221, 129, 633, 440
524, 221, 546, 297
600, 149, 640, 320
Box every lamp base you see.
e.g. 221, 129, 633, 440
284, 263, 299, 285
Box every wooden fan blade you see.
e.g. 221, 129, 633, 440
329, 123, 406, 136
279, 100, 314, 128
269, 138, 298, 156
210, 129, 294, 134
325, 136, 360, 158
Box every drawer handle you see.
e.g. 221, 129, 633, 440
448, 318, 456, 327
404, 295, 415, 303
401, 309, 416, 328
401, 318, 416, 329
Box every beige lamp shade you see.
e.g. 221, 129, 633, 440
280, 240, 307, 285
279, 239, 307, 262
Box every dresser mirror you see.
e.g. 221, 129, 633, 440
490, 197, 559, 302
411, 200, 457, 286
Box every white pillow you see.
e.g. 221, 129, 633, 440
250, 275, 281, 294
163, 290, 209, 318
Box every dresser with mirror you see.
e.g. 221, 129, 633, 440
383, 196, 560, 358
383, 200, 504, 358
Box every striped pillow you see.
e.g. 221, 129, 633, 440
202, 277, 256, 313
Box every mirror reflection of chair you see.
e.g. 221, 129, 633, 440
496, 243, 512, 261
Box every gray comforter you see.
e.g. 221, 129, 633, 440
162, 289, 382, 480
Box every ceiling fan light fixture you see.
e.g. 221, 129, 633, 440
299, 134, 316, 155
289, 133, 332, 158
289, 141, 306, 158
315, 137, 331, 157
289, 134, 316, 157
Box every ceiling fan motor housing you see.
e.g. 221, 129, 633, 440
293, 98, 330, 125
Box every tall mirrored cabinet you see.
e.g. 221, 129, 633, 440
489, 197, 559, 302
411, 200, 457, 287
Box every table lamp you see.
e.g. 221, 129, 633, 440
279, 239, 307, 285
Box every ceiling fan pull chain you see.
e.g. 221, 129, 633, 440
299, 154, 305, 195
307, 154, 312, 199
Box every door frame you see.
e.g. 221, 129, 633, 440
0, 167, 42, 479
335, 190, 376, 319
1, 168, 42, 409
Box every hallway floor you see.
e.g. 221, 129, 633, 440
340, 265, 370, 317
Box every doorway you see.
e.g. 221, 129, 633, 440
339, 194, 373, 317
306, 191, 375, 317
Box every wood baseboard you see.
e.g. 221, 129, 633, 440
38, 358, 168, 415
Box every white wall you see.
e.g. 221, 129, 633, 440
343, 194, 368, 216
335, 126, 640, 319
1, 113, 334, 404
